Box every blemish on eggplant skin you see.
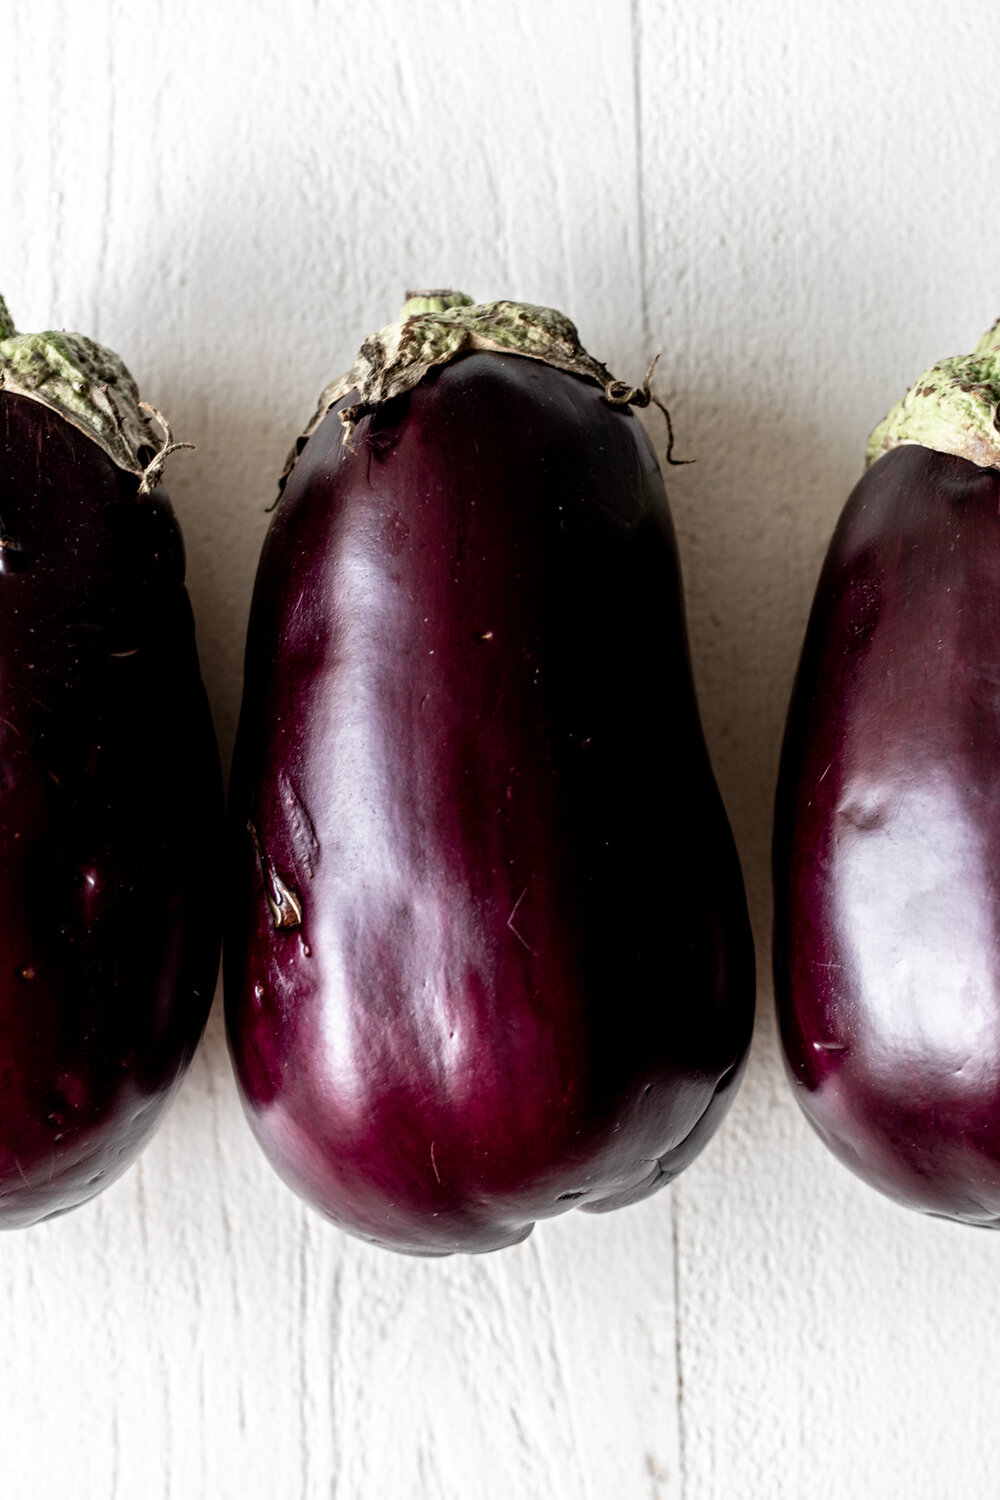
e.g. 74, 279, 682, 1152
247, 819, 303, 930
506, 886, 535, 954
267, 872, 303, 930
837, 797, 886, 833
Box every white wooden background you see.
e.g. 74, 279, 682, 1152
4, 2, 1000, 1495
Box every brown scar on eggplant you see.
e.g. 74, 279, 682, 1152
247, 820, 303, 930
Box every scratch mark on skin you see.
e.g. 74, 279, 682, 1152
507, 886, 535, 954
430, 1140, 442, 1186
818, 763, 831, 783
13, 1157, 27, 1188
0, 717, 21, 737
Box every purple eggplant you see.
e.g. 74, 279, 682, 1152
774, 319, 1000, 1225
0, 297, 221, 1225
227, 293, 754, 1255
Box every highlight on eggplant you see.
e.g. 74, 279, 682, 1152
226, 291, 755, 1255
774, 317, 1000, 1226
0, 294, 222, 1226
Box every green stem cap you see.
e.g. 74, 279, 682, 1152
0, 294, 190, 492
399, 290, 475, 317
867, 319, 1000, 472
281, 290, 667, 490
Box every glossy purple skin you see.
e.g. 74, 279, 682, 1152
774, 442, 1000, 1226
0, 393, 222, 1226
227, 351, 754, 1255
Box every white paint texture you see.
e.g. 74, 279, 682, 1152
3, 1, 1000, 1496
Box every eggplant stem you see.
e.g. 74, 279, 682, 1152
137, 402, 195, 494
602, 355, 693, 467
652, 394, 693, 468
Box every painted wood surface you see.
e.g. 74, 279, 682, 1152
3, 2, 1000, 1495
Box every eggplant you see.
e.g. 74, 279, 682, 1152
227, 292, 754, 1255
774, 319, 1000, 1225
0, 295, 222, 1226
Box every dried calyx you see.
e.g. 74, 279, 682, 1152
281, 290, 683, 490
868, 318, 1000, 472
0, 294, 190, 493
